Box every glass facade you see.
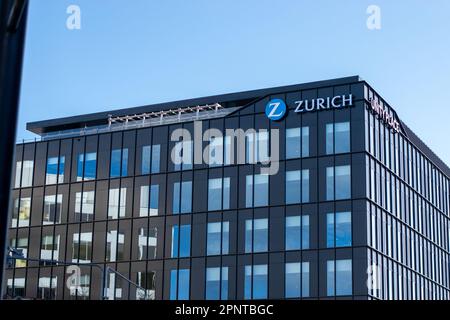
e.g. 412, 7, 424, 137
285, 215, 310, 250
285, 170, 309, 204
326, 211, 352, 248
285, 262, 310, 298
110, 148, 128, 178
207, 222, 229, 256
77, 152, 97, 181
46, 156, 65, 184
326, 122, 350, 154
245, 218, 268, 253
141, 144, 161, 174
173, 181, 192, 214
244, 264, 268, 299
327, 259, 353, 296
8, 80, 450, 300
326, 165, 351, 201
205, 267, 228, 300
246, 174, 269, 208
171, 224, 191, 258
208, 177, 230, 211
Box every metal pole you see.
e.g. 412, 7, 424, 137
6, 247, 148, 300
0, 0, 29, 299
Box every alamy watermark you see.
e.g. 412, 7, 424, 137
367, 5, 381, 30
170, 121, 280, 175
66, 4, 81, 30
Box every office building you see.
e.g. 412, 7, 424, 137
5, 76, 450, 300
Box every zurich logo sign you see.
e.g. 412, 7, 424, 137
265, 98, 287, 121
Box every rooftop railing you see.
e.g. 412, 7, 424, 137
18, 104, 241, 144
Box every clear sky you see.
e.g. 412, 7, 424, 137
18, 0, 450, 165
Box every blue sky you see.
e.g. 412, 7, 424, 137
18, 0, 450, 164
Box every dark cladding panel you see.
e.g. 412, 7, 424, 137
192, 213, 206, 257
190, 257, 205, 299
30, 187, 43, 226
269, 206, 284, 252
269, 252, 284, 299
33, 142, 47, 187
123, 130, 136, 177
97, 134, 111, 180
193, 169, 207, 213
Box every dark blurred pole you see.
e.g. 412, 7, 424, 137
0, 0, 28, 298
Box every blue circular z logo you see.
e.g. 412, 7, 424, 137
265, 99, 287, 121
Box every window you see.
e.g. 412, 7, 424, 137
245, 218, 268, 253
75, 191, 95, 222
285, 215, 310, 250
43, 194, 62, 224
286, 127, 309, 159
173, 140, 193, 171
11, 238, 28, 268
69, 274, 90, 298
171, 224, 191, 258
14, 161, 21, 188
7, 278, 25, 298
327, 259, 352, 296
41, 235, 60, 261
285, 262, 310, 298
38, 277, 57, 300
326, 122, 350, 154
285, 170, 309, 204
12, 197, 31, 227
142, 144, 161, 174
72, 232, 92, 263
207, 222, 229, 256
327, 211, 352, 247
77, 152, 97, 181
110, 148, 128, 178
15, 160, 33, 188
139, 185, 159, 216
244, 264, 268, 299
137, 226, 158, 260
173, 181, 192, 214
208, 136, 223, 167
142, 146, 150, 174
208, 177, 230, 211
246, 131, 269, 163
326, 165, 351, 200
106, 230, 125, 262
170, 269, 190, 300
105, 273, 122, 300
46, 156, 65, 184
108, 188, 126, 219
246, 174, 269, 208
136, 271, 156, 300
206, 267, 228, 300
207, 135, 232, 166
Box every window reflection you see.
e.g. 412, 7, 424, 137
244, 264, 267, 300
75, 191, 95, 222
207, 221, 229, 256
108, 188, 126, 219
12, 197, 31, 227
327, 259, 352, 296
136, 271, 156, 300
173, 181, 192, 214
72, 232, 92, 263
43, 194, 62, 224
326, 165, 351, 200
327, 211, 352, 248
